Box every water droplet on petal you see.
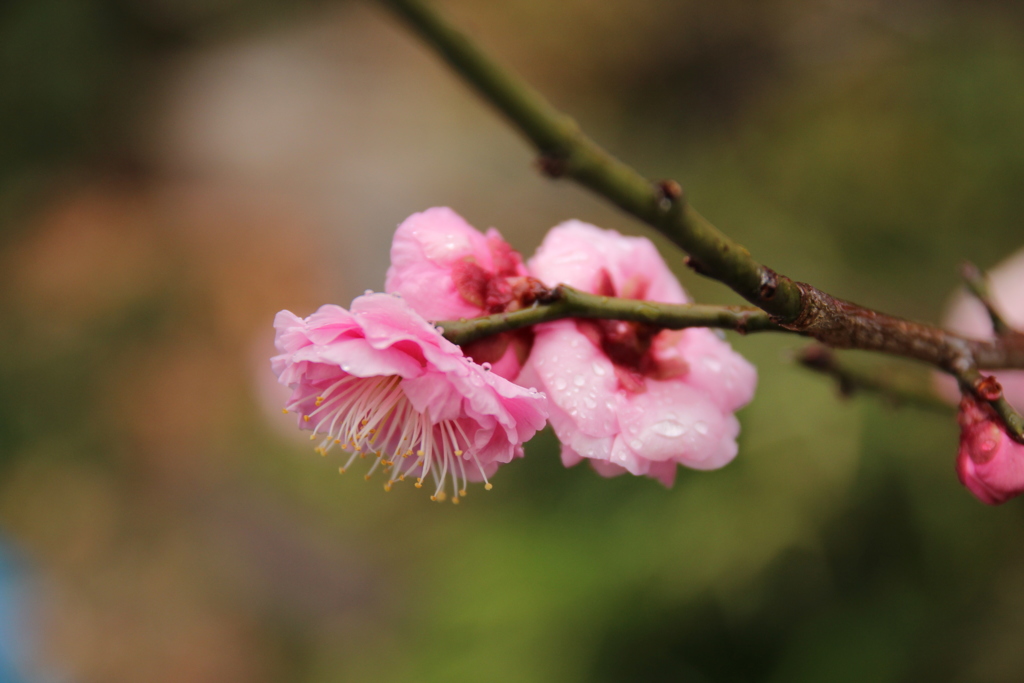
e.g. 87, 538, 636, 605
652, 420, 686, 437
481, 362, 492, 371
364, 289, 373, 295
592, 362, 607, 376
584, 397, 597, 409
702, 357, 722, 373
629, 439, 643, 450
573, 375, 586, 387
554, 378, 568, 391
694, 421, 709, 435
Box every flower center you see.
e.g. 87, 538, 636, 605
286, 374, 492, 503
576, 269, 688, 392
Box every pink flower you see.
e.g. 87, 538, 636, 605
271, 293, 548, 501
519, 221, 757, 486
384, 207, 542, 379
957, 393, 1024, 505
940, 247, 1024, 409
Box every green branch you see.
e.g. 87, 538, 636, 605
438, 286, 782, 346
381, 0, 803, 322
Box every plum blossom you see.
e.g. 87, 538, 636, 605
385, 207, 543, 379
519, 221, 757, 486
940, 247, 1024, 410
956, 393, 1024, 505
272, 293, 548, 501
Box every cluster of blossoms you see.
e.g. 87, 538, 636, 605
273, 208, 1024, 506
272, 208, 757, 500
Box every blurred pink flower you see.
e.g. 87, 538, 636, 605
272, 293, 548, 501
956, 393, 1024, 505
940, 247, 1024, 409
519, 221, 757, 486
384, 207, 543, 379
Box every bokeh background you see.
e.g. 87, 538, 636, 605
3, 0, 1024, 680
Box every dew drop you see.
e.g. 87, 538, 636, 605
570, 338, 579, 348
694, 421, 709, 435
584, 397, 597, 409
481, 362, 492, 371
702, 357, 722, 373
592, 362, 607, 376
652, 420, 686, 437
364, 289, 373, 295
629, 439, 643, 450
554, 378, 568, 391
573, 375, 586, 387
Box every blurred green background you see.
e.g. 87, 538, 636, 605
3, 0, 1024, 681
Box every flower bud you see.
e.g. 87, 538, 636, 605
956, 394, 1024, 505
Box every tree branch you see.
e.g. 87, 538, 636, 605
381, 0, 1024, 441
438, 286, 783, 346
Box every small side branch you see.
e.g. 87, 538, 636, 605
962, 262, 1011, 335
438, 286, 782, 346
796, 346, 953, 414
